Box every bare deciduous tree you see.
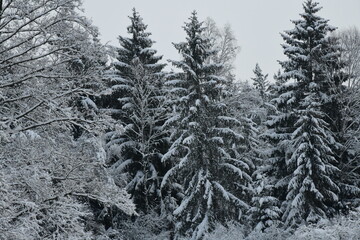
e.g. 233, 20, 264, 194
336, 27, 360, 89
203, 17, 240, 81
0, 1, 135, 238
0, 0, 106, 135
0, 127, 135, 239
336, 27, 360, 189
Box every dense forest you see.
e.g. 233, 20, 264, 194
1, 0, 360, 239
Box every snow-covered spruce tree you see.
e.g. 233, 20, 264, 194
284, 83, 340, 226
249, 168, 282, 232
102, 8, 165, 119
227, 80, 281, 231
162, 12, 252, 239
248, 103, 282, 232
104, 9, 168, 212
224, 82, 279, 232
266, 0, 345, 227
247, 64, 271, 129
252, 63, 269, 102
108, 58, 168, 212
268, 70, 286, 98
249, 68, 288, 231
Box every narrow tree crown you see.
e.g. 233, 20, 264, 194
116, 8, 164, 75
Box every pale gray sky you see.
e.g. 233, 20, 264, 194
82, 0, 360, 81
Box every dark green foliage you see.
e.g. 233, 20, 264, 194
265, 0, 346, 228
104, 9, 168, 213
162, 12, 253, 239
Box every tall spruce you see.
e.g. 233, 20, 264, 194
162, 12, 252, 239
266, 0, 344, 227
104, 9, 168, 212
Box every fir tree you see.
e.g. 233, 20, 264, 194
104, 9, 168, 212
162, 12, 252, 239
266, 0, 344, 227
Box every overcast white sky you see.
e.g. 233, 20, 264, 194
82, 0, 360, 81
